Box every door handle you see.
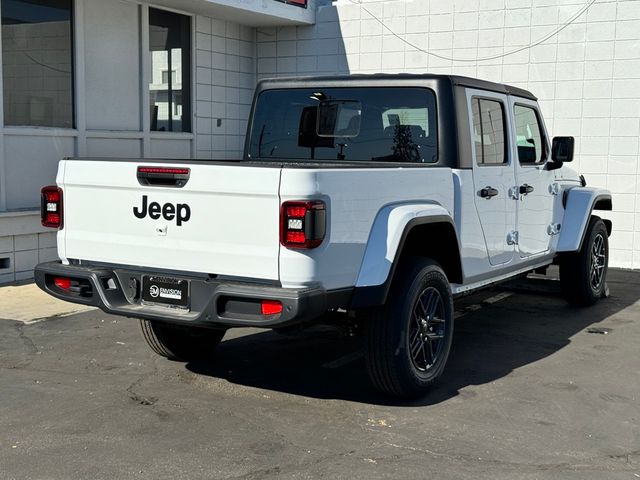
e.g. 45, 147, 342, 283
519, 184, 534, 195
479, 186, 499, 198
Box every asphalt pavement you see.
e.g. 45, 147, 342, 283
1, 269, 639, 479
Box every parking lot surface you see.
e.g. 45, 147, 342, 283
1, 269, 639, 479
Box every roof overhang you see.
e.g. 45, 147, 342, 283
151, 0, 316, 26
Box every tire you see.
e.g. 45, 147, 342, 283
140, 320, 225, 362
364, 259, 454, 399
560, 216, 609, 306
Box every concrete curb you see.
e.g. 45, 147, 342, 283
0, 282, 94, 324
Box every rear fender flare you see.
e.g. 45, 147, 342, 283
351, 203, 460, 308
557, 187, 612, 253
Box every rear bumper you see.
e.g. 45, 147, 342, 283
34, 261, 331, 328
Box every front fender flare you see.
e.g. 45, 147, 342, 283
557, 187, 612, 253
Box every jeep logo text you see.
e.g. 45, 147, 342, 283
133, 195, 191, 226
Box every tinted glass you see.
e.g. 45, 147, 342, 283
514, 105, 544, 164
472, 98, 507, 165
1, 0, 73, 127
317, 100, 361, 138
248, 87, 437, 163
149, 8, 191, 132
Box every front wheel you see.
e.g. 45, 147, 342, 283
140, 320, 225, 362
364, 259, 454, 399
560, 216, 609, 306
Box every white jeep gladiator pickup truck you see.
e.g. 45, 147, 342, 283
35, 74, 612, 399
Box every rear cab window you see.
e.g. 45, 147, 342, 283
248, 87, 438, 163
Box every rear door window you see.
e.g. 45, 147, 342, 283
471, 98, 507, 166
248, 87, 437, 163
514, 105, 545, 164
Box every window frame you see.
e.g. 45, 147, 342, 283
513, 102, 548, 167
1, 0, 76, 129
471, 96, 509, 168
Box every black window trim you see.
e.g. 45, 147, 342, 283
513, 102, 549, 167
471, 95, 510, 168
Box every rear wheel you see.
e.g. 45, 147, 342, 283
364, 259, 454, 399
140, 320, 225, 361
560, 216, 609, 306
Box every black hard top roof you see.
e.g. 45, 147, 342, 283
258, 73, 537, 101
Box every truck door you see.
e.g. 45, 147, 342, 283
468, 90, 517, 266
510, 99, 555, 257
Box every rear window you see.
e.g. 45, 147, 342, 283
248, 87, 438, 163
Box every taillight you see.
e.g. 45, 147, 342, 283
280, 200, 326, 249
137, 167, 190, 175
41, 186, 63, 229
137, 166, 190, 187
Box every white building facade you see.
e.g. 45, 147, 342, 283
0, 0, 638, 284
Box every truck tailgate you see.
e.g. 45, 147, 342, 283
59, 160, 281, 280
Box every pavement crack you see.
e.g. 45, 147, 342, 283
5, 322, 40, 369
609, 449, 640, 464
125, 358, 160, 406
224, 448, 358, 479
382, 441, 638, 472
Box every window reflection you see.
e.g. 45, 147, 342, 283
149, 8, 191, 133
1, 0, 74, 128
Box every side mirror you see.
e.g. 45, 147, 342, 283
551, 136, 574, 163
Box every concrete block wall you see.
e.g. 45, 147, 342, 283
256, 0, 640, 269
194, 15, 256, 160
0, 229, 57, 284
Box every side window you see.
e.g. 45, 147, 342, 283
472, 98, 507, 165
514, 105, 545, 164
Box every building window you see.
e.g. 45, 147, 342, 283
161, 70, 177, 85
1, 0, 74, 128
149, 8, 191, 133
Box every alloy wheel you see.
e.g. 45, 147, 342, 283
408, 287, 446, 373
590, 233, 606, 291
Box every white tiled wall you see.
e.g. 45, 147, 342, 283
194, 16, 256, 160
256, 0, 640, 269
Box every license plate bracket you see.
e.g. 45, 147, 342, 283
141, 275, 189, 308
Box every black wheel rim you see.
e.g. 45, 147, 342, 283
408, 287, 446, 373
590, 233, 606, 291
